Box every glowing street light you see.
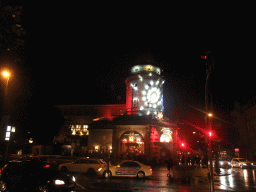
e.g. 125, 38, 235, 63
208, 113, 213, 117
3, 71, 10, 77
2, 70, 11, 97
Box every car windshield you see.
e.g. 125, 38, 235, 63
99, 159, 106, 164
238, 158, 246, 162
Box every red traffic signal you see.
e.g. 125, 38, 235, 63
181, 143, 185, 147
209, 131, 212, 137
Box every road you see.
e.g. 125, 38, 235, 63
72, 166, 256, 192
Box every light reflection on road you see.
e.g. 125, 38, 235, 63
219, 168, 256, 191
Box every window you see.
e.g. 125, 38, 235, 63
120, 162, 140, 167
76, 125, 81, 131
74, 159, 88, 164
83, 125, 89, 135
87, 160, 99, 164
71, 125, 76, 135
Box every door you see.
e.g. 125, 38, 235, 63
72, 159, 88, 172
115, 161, 140, 176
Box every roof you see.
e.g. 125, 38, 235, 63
112, 114, 152, 125
89, 119, 112, 129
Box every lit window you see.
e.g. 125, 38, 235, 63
76, 125, 81, 131
83, 125, 89, 135
83, 125, 88, 131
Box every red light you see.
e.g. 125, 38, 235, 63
43, 164, 50, 168
201, 55, 207, 60
209, 132, 212, 137
181, 143, 185, 147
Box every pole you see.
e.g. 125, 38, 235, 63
208, 117, 214, 192
204, 50, 215, 192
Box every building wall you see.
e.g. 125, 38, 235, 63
55, 104, 126, 148
233, 101, 256, 160
88, 129, 113, 152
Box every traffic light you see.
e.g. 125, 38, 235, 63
209, 131, 212, 137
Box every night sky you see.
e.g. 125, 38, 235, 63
1, 1, 255, 144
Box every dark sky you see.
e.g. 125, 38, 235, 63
1, 1, 256, 143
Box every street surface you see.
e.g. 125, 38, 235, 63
71, 166, 256, 192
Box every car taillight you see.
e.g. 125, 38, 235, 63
149, 167, 152, 171
44, 164, 50, 168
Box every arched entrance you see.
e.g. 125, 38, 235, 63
119, 131, 144, 160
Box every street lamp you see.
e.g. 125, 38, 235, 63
208, 113, 213, 117
3, 71, 10, 77
2, 71, 10, 97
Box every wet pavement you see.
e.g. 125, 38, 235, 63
73, 165, 256, 192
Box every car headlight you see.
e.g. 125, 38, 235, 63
228, 162, 231, 165
98, 168, 103, 172
251, 163, 254, 166
72, 176, 76, 182
55, 180, 65, 185
243, 163, 247, 166
220, 162, 224, 165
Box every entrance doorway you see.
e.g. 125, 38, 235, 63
119, 131, 144, 160
160, 147, 171, 164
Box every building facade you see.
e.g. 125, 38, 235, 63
55, 64, 177, 163
232, 100, 256, 160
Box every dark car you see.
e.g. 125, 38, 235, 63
0, 159, 76, 191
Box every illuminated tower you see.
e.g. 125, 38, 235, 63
125, 65, 164, 116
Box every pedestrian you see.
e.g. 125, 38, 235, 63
167, 156, 174, 178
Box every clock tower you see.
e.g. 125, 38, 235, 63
125, 64, 164, 116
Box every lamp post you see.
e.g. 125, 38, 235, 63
207, 113, 214, 192
204, 50, 215, 192
2, 70, 11, 161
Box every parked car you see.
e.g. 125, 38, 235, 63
102, 160, 152, 179
59, 158, 107, 175
231, 158, 253, 168
0, 159, 76, 191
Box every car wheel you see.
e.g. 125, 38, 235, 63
137, 171, 145, 179
87, 168, 96, 175
103, 170, 112, 178
61, 166, 68, 172
0, 181, 7, 192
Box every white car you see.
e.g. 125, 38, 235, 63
102, 160, 152, 179
231, 158, 253, 168
59, 158, 107, 175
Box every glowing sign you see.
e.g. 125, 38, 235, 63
160, 128, 173, 143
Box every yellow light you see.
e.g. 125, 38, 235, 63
3, 71, 10, 77
208, 113, 213, 117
